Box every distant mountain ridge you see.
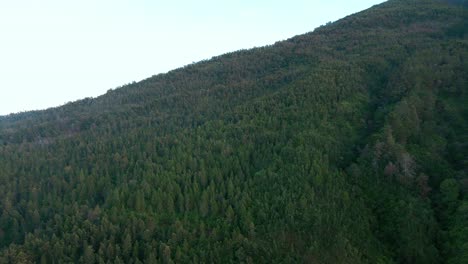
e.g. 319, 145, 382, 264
0, 0, 467, 263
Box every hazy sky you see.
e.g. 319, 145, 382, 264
0, 0, 386, 115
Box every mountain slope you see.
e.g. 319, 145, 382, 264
0, 0, 467, 263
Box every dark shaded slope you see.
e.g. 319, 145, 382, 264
0, 0, 467, 263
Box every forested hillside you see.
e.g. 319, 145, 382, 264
0, 0, 467, 263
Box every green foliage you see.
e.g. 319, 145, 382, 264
0, 0, 466, 263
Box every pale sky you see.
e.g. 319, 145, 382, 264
0, 0, 386, 115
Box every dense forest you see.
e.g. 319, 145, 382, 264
0, 0, 467, 263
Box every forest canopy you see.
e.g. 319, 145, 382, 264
0, 0, 467, 263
